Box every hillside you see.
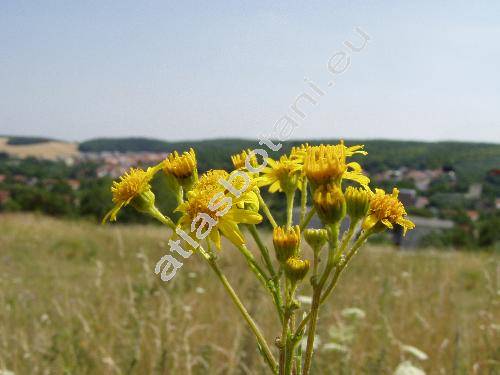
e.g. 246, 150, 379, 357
0, 137, 80, 160
3, 135, 499, 184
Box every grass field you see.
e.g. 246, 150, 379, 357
0, 137, 79, 160
0, 214, 498, 374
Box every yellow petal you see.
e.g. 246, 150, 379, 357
344, 171, 370, 187
362, 213, 378, 231
266, 158, 278, 168
102, 202, 125, 223
218, 220, 245, 246
225, 208, 263, 224
210, 229, 222, 250
269, 180, 281, 193
346, 161, 363, 172
381, 219, 393, 229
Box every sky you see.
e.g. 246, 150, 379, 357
1, 1, 499, 143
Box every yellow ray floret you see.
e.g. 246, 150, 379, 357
103, 166, 160, 222
257, 155, 303, 193
362, 188, 415, 235
303, 141, 369, 188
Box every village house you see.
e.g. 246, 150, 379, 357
465, 183, 482, 199
0, 190, 11, 205
466, 210, 480, 222
67, 179, 81, 190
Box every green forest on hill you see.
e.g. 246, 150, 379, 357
80, 137, 500, 184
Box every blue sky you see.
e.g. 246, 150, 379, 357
1, 1, 499, 142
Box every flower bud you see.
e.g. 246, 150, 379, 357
313, 184, 346, 225
130, 190, 171, 225
345, 186, 371, 220
284, 257, 310, 283
303, 228, 328, 251
273, 225, 300, 263
130, 189, 156, 214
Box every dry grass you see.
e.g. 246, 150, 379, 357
0, 137, 79, 160
0, 213, 498, 374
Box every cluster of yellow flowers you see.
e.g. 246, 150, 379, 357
103, 141, 414, 374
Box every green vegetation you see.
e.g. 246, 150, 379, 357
0, 214, 497, 374
4, 136, 54, 145
80, 137, 500, 183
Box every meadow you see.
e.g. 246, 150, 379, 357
0, 213, 498, 374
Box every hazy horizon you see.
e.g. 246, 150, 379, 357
2, 1, 500, 143
4, 133, 500, 146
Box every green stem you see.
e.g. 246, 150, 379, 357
256, 189, 278, 228
280, 312, 290, 375
280, 278, 297, 375
279, 278, 290, 375
320, 230, 369, 304
248, 225, 284, 321
286, 190, 296, 228
301, 289, 320, 375
150, 207, 176, 230
284, 283, 298, 375
335, 218, 359, 263
177, 186, 184, 205
312, 250, 319, 279
302, 224, 339, 375
299, 207, 316, 230
237, 244, 269, 287
248, 224, 277, 279
295, 230, 372, 341
299, 179, 308, 223
197, 247, 278, 373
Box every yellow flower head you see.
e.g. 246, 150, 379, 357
289, 143, 309, 164
196, 169, 257, 201
257, 155, 303, 193
196, 169, 229, 193
273, 225, 301, 263
176, 170, 262, 249
231, 149, 259, 170
163, 148, 197, 182
103, 166, 160, 222
303, 141, 369, 188
313, 183, 346, 225
362, 188, 415, 235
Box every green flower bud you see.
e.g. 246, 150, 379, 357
345, 186, 371, 220
273, 225, 300, 263
130, 190, 156, 214
284, 257, 310, 283
303, 228, 328, 252
131, 190, 172, 226
313, 184, 346, 225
